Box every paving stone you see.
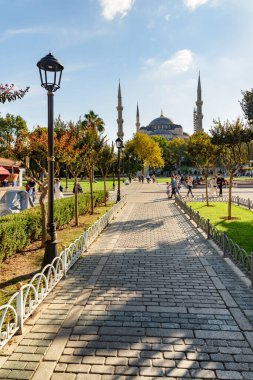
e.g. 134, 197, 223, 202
7, 370, 33, 379
216, 370, 243, 379
51, 374, 76, 380
66, 364, 91, 373
90, 365, 114, 374
190, 369, 216, 378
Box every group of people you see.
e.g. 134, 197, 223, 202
165, 173, 226, 199
209, 174, 225, 196
138, 174, 156, 183
25, 178, 65, 203
166, 174, 184, 199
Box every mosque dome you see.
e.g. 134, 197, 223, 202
149, 116, 174, 127
139, 109, 188, 140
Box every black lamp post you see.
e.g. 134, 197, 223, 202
37, 52, 64, 266
128, 154, 132, 177
122, 146, 125, 183
115, 137, 123, 202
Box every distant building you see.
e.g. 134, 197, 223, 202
138, 108, 189, 141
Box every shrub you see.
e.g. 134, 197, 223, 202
0, 191, 104, 263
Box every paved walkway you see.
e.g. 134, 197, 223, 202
1, 182, 253, 379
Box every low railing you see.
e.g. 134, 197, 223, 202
0, 196, 126, 350
175, 196, 252, 283
183, 194, 253, 211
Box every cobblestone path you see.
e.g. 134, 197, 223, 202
1, 182, 253, 379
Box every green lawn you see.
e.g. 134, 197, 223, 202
188, 202, 253, 254
22, 179, 122, 192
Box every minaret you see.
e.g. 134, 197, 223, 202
136, 103, 140, 132
195, 72, 203, 132
117, 81, 124, 140
193, 107, 197, 132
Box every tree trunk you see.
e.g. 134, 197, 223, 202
103, 175, 107, 206
228, 172, 233, 220
65, 167, 68, 190
89, 168, 94, 214
205, 174, 209, 206
39, 185, 48, 247
74, 176, 79, 226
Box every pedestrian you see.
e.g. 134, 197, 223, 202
186, 175, 194, 197
166, 182, 171, 198
209, 176, 218, 196
217, 173, 225, 196
54, 179, 64, 199
141, 174, 144, 183
73, 182, 83, 193
146, 174, 150, 183
27, 177, 36, 203
152, 174, 156, 183
128, 174, 132, 184
139, 175, 141, 182
170, 175, 177, 198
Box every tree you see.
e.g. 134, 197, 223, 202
210, 118, 252, 219
0, 83, 29, 104
166, 138, 188, 173
57, 122, 86, 226
97, 143, 114, 206
0, 113, 28, 158
188, 131, 219, 206
240, 89, 253, 125
14, 126, 65, 248
81, 111, 105, 215
126, 132, 164, 173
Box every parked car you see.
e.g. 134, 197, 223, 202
0, 190, 33, 216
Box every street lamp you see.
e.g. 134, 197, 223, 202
37, 52, 64, 266
122, 146, 125, 183
115, 137, 123, 202
128, 154, 132, 177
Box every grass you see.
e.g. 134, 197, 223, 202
188, 202, 253, 254
0, 202, 113, 307
22, 179, 123, 192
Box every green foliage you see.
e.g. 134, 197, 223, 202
0, 191, 104, 263
240, 89, 253, 125
126, 132, 164, 170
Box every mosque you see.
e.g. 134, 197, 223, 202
138, 108, 190, 141
116, 73, 203, 141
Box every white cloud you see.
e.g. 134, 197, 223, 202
184, 0, 220, 11
0, 27, 47, 42
161, 49, 195, 73
99, 0, 135, 21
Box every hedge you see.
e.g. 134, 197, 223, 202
0, 191, 105, 263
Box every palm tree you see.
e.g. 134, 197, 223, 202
81, 111, 105, 214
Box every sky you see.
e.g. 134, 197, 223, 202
1, 0, 253, 142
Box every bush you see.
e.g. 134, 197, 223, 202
0, 191, 104, 263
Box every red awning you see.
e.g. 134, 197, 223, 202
0, 166, 10, 175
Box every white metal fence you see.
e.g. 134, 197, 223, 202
0, 196, 126, 350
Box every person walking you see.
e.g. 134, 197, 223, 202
27, 178, 36, 203
170, 175, 177, 199
166, 182, 171, 199
209, 176, 218, 196
186, 175, 194, 197
54, 179, 64, 199
217, 173, 225, 196
141, 174, 144, 184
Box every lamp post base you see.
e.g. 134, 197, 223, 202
43, 239, 58, 267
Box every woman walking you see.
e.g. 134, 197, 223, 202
186, 175, 194, 197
